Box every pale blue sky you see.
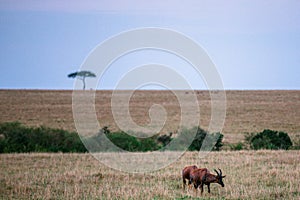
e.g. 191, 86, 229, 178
0, 0, 299, 89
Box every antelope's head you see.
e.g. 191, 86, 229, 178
214, 168, 226, 187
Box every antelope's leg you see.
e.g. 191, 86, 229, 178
207, 183, 210, 193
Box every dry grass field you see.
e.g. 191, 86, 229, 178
0, 90, 299, 145
0, 90, 300, 199
1, 151, 299, 199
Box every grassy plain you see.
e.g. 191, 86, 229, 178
0, 90, 299, 199
1, 151, 299, 199
0, 90, 299, 145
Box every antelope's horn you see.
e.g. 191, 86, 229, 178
214, 169, 219, 176
218, 168, 222, 176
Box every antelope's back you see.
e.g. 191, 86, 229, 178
182, 165, 198, 177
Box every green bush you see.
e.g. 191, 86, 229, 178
0, 122, 224, 153
169, 127, 223, 151
249, 129, 292, 150
188, 127, 223, 151
105, 131, 160, 152
84, 128, 161, 152
0, 122, 86, 153
188, 127, 207, 151
157, 133, 172, 146
230, 142, 244, 151
106, 131, 141, 151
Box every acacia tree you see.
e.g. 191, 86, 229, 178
68, 70, 96, 90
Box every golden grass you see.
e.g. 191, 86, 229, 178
1, 151, 299, 199
1, 90, 299, 199
0, 90, 299, 145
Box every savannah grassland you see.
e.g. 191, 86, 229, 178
1, 151, 299, 199
0, 90, 300, 199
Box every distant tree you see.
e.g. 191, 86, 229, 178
68, 70, 96, 90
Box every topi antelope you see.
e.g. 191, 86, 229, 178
182, 165, 198, 190
190, 168, 226, 194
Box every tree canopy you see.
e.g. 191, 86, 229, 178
68, 70, 96, 90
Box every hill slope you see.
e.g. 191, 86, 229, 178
0, 90, 299, 144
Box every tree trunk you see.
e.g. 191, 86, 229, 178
82, 77, 86, 90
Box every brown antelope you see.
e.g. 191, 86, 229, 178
182, 165, 198, 190
190, 168, 226, 194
